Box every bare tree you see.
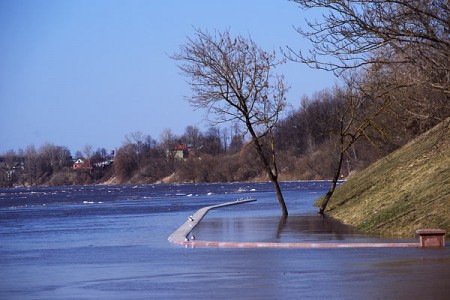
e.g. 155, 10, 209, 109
0, 150, 18, 187
38, 143, 71, 172
287, 0, 449, 212
201, 127, 223, 156
288, 1, 449, 123
82, 144, 93, 160
172, 28, 289, 215
319, 72, 394, 214
183, 125, 201, 150
288, 0, 449, 93
114, 143, 138, 182
24, 145, 38, 186
125, 131, 146, 154
229, 124, 244, 154
160, 128, 176, 149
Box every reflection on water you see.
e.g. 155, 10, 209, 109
193, 213, 405, 244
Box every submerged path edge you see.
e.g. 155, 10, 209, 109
168, 199, 420, 249
168, 198, 257, 244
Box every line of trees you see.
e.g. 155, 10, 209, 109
0, 144, 105, 187
113, 126, 245, 184
0, 125, 246, 187
3, 70, 445, 188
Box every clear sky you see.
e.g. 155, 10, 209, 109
0, 0, 336, 154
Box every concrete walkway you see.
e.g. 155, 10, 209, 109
168, 199, 420, 249
168, 198, 257, 244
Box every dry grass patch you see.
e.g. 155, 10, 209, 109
317, 121, 450, 237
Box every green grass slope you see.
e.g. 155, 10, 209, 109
321, 122, 450, 237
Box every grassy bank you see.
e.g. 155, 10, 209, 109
318, 121, 450, 237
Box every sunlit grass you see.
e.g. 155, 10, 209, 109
318, 120, 450, 237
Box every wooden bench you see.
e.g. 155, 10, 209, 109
416, 229, 447, 248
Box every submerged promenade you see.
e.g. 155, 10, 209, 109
169, 199, 445, 249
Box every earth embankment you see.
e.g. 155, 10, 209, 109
319, 121, 450, 237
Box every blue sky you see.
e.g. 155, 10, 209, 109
0, 0, 336, 154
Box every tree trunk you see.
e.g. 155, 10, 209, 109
319, 150, 344, 215
257, 147, 288, 216
272, 177, 288, 216
246, 121, 288, 216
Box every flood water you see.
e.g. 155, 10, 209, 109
1, 182, 449, 299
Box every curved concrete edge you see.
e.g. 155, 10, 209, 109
168, 198, 257, 244
168, 199, 421, 249
176, 241, 420, 248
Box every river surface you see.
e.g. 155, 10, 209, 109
1, 182, 449, 299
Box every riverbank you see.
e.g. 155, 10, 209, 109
319, 121, 450, 237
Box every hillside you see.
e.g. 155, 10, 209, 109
319, 121, 450, 237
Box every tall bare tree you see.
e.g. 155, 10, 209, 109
288, 0, 449, 212
23, 145, 38, 186
319, 73, 392, 214
172, 28, 289, 215
288, 1, 449, 122
288, 0, 449, 91
183, 125, 201, 150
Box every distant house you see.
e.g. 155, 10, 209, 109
72, 159, 93, 171
167, 144, 191, 161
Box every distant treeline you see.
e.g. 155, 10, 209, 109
1, 83, 447, 188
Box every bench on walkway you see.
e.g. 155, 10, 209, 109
416, 229, 447, 248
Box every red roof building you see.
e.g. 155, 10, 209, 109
72, 159, 93, 171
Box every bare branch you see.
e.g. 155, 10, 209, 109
288, 0, 449, 94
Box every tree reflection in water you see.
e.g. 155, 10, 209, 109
192, 213, 384, 244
